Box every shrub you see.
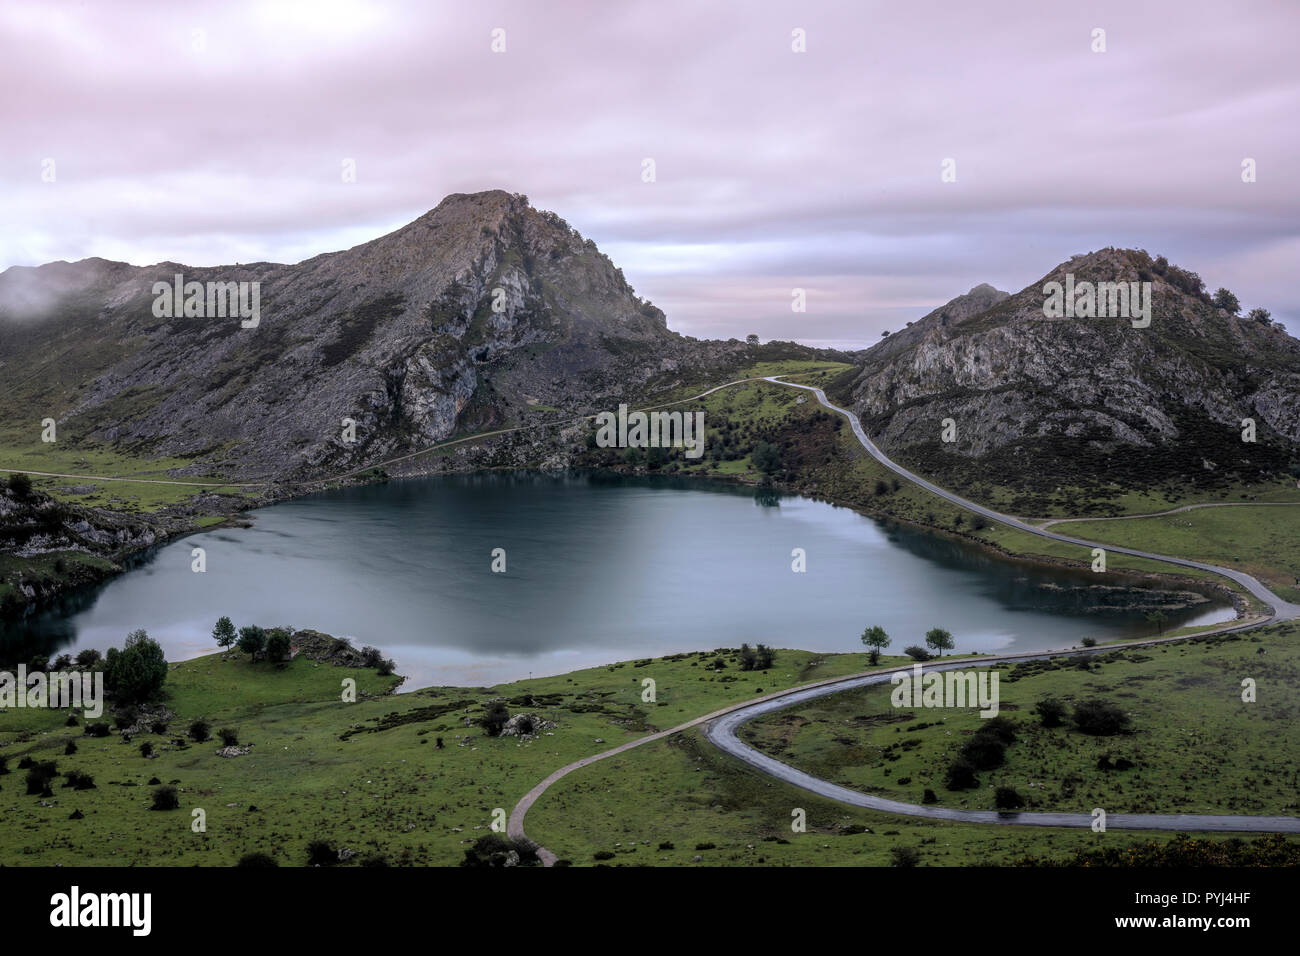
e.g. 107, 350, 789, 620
63, 770, 96, 790
922, 788, 938, 805
0, 756, 7, 775
890, 846, 920, 867
307, 841, 339, 866
994, 786, 1024, 809
236, 852, 278, 867
903, 645, 931, 661
480, 701, 510, 737
459, 834, 537, 867
1072, 699, 1132, 736
64, 740, 77, 755
139, 742, 153, 758
151, 785, 179, 810
84, 722, 111, 738
978, 716, 1018, 745
694, 842, 716, 851
1081, 637, 1097, 648
188, 720, 211, 742
360, 646, 383, 669
25, 761, 58, 795
64, 714, 78, 727
265, 629, 292, 663
593, 850, 615, 861
959, 734, 1007, 770
376, 657, 396, 676
1034, 698, 1067, 727
658, 841, 674, 850
944, 757, 978, 790
217, 728, 239, 747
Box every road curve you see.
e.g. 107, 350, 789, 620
505, 374, 1300, 859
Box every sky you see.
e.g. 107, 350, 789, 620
2, 0, 1297, 348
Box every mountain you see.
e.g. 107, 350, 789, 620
835, 247, 1300, 511
0, 190, 755, 481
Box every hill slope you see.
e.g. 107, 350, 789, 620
835, 248, 1300, 513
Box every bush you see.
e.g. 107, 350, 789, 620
994, 786, 1024, 809
903, 645, 931, 661
944, 757, 978, 790
306, 840, 339, 866
593, 850, 615, 861
890, 846, 920, 867
7, 472, 34, 499
978, 716, 1019, 745
360, 646, 383, 669
150, 785, 179, 810
1072, 699, 1132, 736
1034, 698, 1067, 727
217, 728, 239, 747
480, 701, 510, 737
64, 740, 77, 755
1081, 637, 1097, 648
265, 629, 292, 663
25, 761, 58, 795
64, 714, 78, 728
459, 834, 537, 867
0, 756, 7, 775
139, 742, 153, 758
959, 734, 1007, 770
376, 657, 396, 676
236, 852, 278, 867
358, 853, 389, 867
188, 720, 211, 742
922, 788, 938, 805
63, 770, 96, 790
84, 722, 111, 738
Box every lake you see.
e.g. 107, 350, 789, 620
3, 471, 1233, 688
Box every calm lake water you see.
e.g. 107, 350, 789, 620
4, 472, 1232, 688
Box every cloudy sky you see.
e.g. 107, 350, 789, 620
2, 0, 1296, 347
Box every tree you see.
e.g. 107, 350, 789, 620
480, 701, 510, 737
1145, 610, 1168, 634
1072, 699, 1132, 736
745, 333, 759, 345
1212, 288, 1240, 314
754, 644, 775, 670
861, 625, 890, 665
212, 616, 237, 649
750, 441, 781, 476
265, 628, 292, 662
1247, 307, 1272, 325
106, 631, 168, 704
925, 627, 954, 657
1034, 697, 1067, 727
237, 625, 267, 660
738, 644, 757, 671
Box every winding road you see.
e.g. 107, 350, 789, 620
509, 375, 1300, 861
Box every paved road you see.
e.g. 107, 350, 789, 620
509, 375, 1300, 860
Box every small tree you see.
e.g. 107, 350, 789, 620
737, 644, 757, 671
745, 333, 760, 345
237, 625, 267, 660
265, 628, 292, 663
188, 719, 211, 742
7, 472, 33, 499
1212, 288, 1240, 314
480, 701, 510, 737
1247, 307, 1272, 325
212, 616, 237, 649
925, 627, 954, 657
750, 441, 781, 476
106, 630, 168, 704
754, 644, 775, 670
861, 625, 890, 665
1145, 610, 1168, 634
217, 728, 239, 747
1072, 699, 1132, 736
1034, 698, 1067, 727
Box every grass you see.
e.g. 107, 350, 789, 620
7, 634, 1294, 867
741, 623, 1300, 818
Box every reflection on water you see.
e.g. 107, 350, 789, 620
1, 471, 1233, 688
